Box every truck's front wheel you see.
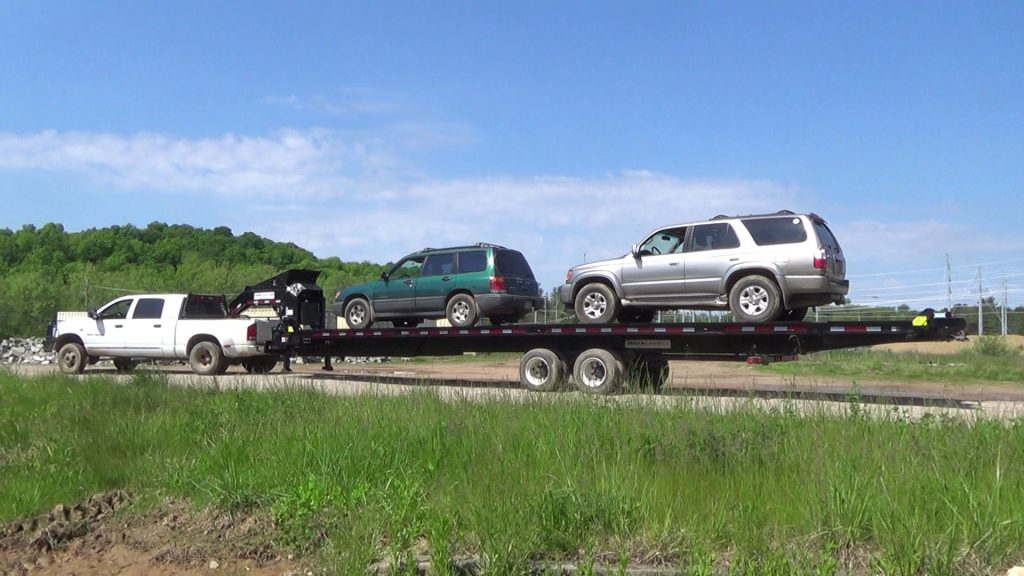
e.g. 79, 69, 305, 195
189, 341, 225, 376
57, 342, 87, 375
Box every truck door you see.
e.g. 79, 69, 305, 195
89, 298, 134, 354
122, 297, 171, 357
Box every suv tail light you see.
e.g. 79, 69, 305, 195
246, 322, 257, 341
813, 249, 827, 270
490, 275, 507, 293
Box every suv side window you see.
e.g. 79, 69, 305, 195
132, 298, 164, 319
742, 217, 808, 246
422, 252, 456, 277
639, 227, 687, 255
457, 250, 488, 274
689, 223, 740, 252
391, 257, 424, 279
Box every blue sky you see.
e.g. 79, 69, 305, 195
2, 1, 1022, 308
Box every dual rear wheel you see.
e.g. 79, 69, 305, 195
517, 348, 670, 395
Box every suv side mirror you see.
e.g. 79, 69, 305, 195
380, 271, 390, 281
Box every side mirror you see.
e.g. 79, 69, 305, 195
380, 271, 390, 281
631, 244, 640, 257
87, 309, 98, 320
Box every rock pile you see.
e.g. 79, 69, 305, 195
1, 338, 54, 365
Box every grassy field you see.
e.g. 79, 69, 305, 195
1, 370, 1023, 575
763, 336, 1024, 384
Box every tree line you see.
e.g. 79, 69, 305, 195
0, 222, 387, 337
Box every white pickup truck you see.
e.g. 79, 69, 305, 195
49, 293, 278, 375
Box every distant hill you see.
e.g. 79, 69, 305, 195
0, 222, 387, 337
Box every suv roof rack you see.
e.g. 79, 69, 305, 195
711, 209, 798, 220
417, 243, 508, 254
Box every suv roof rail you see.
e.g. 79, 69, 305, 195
475, 242, 507, 249
711, 209, 800, 221
420, 247, 436, 252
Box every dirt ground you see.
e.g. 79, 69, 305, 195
0, 492, 304, 576
4, 345, 1024, 575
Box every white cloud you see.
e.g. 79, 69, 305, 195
0, 129, 373, 198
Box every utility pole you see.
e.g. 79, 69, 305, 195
978, 266, 983, 336
1003, 277, 1009, 337
945, 253, 953, 311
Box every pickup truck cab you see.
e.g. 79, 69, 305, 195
49, 293, 277, 375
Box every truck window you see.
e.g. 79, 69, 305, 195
183, 296, 228, 319
99, 299, 132, 320
132, 298, 164, 319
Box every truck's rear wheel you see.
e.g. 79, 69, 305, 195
519, 348, 567, 392
189, 341, 225, 376
572, 348, 624, 394
57, 342, 87, 375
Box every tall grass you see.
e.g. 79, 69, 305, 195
765, 337, 1024, 383
1, 370, 1022, 574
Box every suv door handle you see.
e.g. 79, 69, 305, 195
441, 276, 451, 281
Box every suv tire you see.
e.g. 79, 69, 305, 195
446, 293, 478, 327
344, 297, 373, 330
575, 283, 618, 324
729, 275, 782, 322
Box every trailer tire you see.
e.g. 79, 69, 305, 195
729, 275, 782, 323
519, 348, 567, 392
575, 283, 618, 324
345, 297, 374, 330
189, 341, 225, 376
57, 342, 87, 375
113, 358, 137, 373
446, 293, 478, 327
573, 348, 624, 394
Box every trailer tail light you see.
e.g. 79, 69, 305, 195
813, 249, 827, 270
247, 323, 257, 341
490, 275, 507, 293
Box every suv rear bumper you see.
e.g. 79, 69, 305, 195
476, 294, 544, 318
785, 276, 850, 307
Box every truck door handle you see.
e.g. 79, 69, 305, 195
669, 262, 679, 266
153, 324, 162, 328
729, 258, 739, 262
114, 324, 123, 328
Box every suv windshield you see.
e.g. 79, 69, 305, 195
495, 250, 535, 279
742, 217, 808, 246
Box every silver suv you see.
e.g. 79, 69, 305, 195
557, 210, 849, 323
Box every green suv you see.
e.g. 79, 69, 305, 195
334, 243, 544, 329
